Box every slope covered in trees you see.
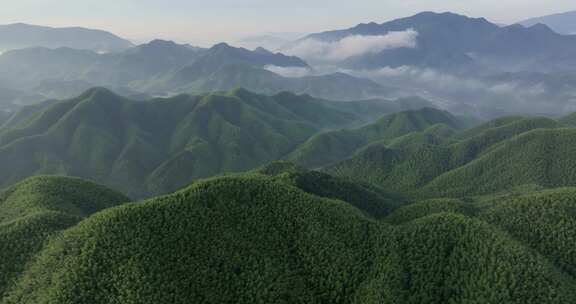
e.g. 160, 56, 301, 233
2, 172, 576, 303
0, 88, 423, 198
3, 87, 576, 303
0, 176, 128, 299
324, 115, 572, 198
289, 107, 466, 168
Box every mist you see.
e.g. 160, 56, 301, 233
282, 29, 418, 62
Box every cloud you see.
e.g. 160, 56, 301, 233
283, 29, 418, 62
341, 65, 571, 116
263, 65, 313, 78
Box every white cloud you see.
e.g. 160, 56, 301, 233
263, 65, 313, 78
283, 29, 418, 62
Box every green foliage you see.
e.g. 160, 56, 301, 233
480, 188, 576, 277
2, 175, 386, 304
326, 115, 575, 198
3, 89, 576, 303
424, 128, 576, 196
0, 175, 128, 298
2, 174, 576, 303
0, 88, 402, 198
392, 213, 576, 303
385, 198, 474, 224
559, 112, 576, 127
289, 107, 464, 168
256, 161, 404, 218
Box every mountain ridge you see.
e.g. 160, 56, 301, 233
0, 23, 134, 53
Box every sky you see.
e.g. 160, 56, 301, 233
1, 0, 575, 46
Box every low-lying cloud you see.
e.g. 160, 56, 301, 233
264, 65, 313, 78
342, 65, 574, 116
283, 29, 418, 62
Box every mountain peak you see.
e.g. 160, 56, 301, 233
211, 42, 234, 50
528, 23, 555, 33
147, 39, 179, 46
79, 87, 120, 100
254, 47, 273, 54
408, 11, 493, 25
230, 87, 254, 97
518, 10, 576, 35
0, 22, 133, 52
134, 39, 190, 52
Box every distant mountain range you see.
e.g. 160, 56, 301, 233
0, 23, 133, 53
3, 12, 576, 119
291, 12, 576, 72
519, 11, 576, 35
0, 40, 400, 104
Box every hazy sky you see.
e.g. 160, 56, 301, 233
1, 0, 575, 46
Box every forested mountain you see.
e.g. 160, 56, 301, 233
0, 23, 133, 53
2, 166, 576, 303
296, 11, 576, 72
6, 87, 575, 200
0, 175, 128, 299
324, 116, 573, 197
289, 107, 466, 168
0, 88, 427, 198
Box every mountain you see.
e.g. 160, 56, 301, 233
0, 87, 417, 198
0, 175, 128, 298
3, 104, 576, 303
254, 161, 405, 218
324, 115, 570, 198
0, 39, 205, 91
0, 41, 397, 102
2, 171, 576, 303
519, 11, 576, 35
0, 41, 403, 103
294, 11, 576, 72
422, 128, 576, 197
163, 65, 398, 101
289, 107, 467, 168
163, 43, 309, 87
0, 23, 133, 53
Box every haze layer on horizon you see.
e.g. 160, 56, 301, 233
1, 0, 574, 46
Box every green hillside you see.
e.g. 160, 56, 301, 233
3, 87, 576, 303
255, 161, 404, 218
2, 173, 576, 303
0, 176, 128, 298
423, 128, 576, 197
0, 87, 412, 198
325, 116, 572, 198
385, 186, 576, 282
289, 107, 465, 168
559, 112, 576, 127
